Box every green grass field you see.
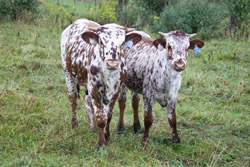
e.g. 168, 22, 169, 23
0, 1, 249, 166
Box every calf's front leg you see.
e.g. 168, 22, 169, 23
105, 92, 120, 140
143, 95, 154, 141
95, 107, 107, 147
91, 89, 107, 147
167, 101, 180, 143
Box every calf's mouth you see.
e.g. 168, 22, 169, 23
173, 62, 185, 72
105, 60, 120, 70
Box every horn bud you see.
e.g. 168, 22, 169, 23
87, 27, 99, 32
126, 28, 135, 33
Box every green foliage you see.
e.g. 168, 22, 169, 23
227, 0, 250, 23
226, 0, 250, 38
84, 0, 117, 25
136, 0, 167, 14
45, 2, 75, 31
153, 0, 226, 39
0, 0, 39, 20
116, 3, 154, 28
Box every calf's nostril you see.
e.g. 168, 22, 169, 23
177, 59, 183, 63
112, 53, 116, 60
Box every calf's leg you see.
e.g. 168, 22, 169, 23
84, 90, 96, 131
95, 108, 107, 147
105, 92, 120, 140
65, 74, 79, 129
90, 87, 107, 147
143, 95, 154, 141
132, 92, 141, 133
117, 85, 127, 134
167, 102, 180, 143
105, 112, 112, 141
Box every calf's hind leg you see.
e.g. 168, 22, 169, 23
84, 90, 96, 131
65, 74, 79, 129
143, 95, 154, 141
132, 92, 141, 133
117, 85, 127, 134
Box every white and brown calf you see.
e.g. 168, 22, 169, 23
117, 30, 204, 143
61, 19, 142, 147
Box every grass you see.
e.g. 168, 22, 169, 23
0, 1, 249, 166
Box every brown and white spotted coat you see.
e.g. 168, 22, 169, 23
61, 19, 142, 147
117, 30, 204, 143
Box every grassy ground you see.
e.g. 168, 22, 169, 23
0, 2, 249, 167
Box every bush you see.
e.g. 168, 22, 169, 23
227, 0, 250, 38
0, 0, 39, 20
153, 0, 226, 39
116, 4, 154, 29
84, 0, 117, 25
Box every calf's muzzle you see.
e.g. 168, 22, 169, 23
105, 59, 120, 70
173, 62, 185, 72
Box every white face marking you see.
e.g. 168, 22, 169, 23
163, 31, 190, 67
97, 24, 126, 62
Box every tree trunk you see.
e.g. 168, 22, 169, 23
118, 0, 123, 11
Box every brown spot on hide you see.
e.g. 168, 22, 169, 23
120, 70, 127, 83
91, 86, 102, 109
121, 62, 124, 70
90, 65, 99, 75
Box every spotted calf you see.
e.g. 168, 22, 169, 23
61, 19, 142, 147
117, 30, 204, 143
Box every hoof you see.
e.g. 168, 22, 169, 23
71, 120, 79, 129
98, 140, 107, 148
105, 133, 110, 141
142, 135, 149, 141
133, 123, 141, 134
117, 125, 124, 134
172, 136, 181, 143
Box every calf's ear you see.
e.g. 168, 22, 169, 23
81, 32, 99, 45
189, 39, 204, 50
153, 38, 166, 51
125, 33, 142, 45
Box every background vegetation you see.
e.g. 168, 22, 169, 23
0, 0, 249, 166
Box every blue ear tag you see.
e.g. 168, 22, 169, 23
193, 44, 200, 54
125, 39, 133, 48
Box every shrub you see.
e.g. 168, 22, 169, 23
84, 0, 117, 25
45, 3, 74, 30
135, 0, 178, 15
0, 0, 40, 20
153, 0, 226, 39
227, 0, 250, 38
116, 4, 154, 29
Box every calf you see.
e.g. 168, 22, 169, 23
117, 30, 204, 143
61, 19, 142, 147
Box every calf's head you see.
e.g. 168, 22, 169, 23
153, 30, 204, 72
82, 24, 142, 70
